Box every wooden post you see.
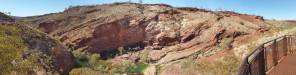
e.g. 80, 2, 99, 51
284, 36, 288, 56
272, 40, 278, 66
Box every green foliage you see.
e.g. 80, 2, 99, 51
70, 67, 107, 75
0, 24, 57, 74
71, 50, 113, 74
0, 12, 14, 22
0, 24, 26, 74
139, 49, 150, 63
110, 61, 148, 74
72, 50, 90, 67
89, 53, 101, 65
71, 50, 149, 75
15, 50, 58, 75
133, 62, 149, 73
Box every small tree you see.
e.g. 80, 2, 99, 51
139, 49, 150, 63
5, 12, 11, 16
88, 53, 101, 65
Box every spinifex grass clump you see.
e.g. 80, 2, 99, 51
0, 23, 58, 75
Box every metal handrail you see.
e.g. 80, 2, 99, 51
238, 35, 294, 75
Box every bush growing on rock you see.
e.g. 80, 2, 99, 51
139, 49, 150, 63
110, 61, 148, 74
71, 50, 149, 75
0, 24, 59, 75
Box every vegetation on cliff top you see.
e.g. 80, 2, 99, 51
0, 23, 59, 75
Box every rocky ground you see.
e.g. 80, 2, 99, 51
0, 23, 75, 75
2, 2, 295, 75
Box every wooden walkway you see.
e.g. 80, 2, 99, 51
267, 54, 296, 75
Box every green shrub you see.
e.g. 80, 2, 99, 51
72, 50, 90, 67
0, 24, 57, 74
71, 50, 149, 75
0, 24, 26, 74
110, 61, 148, 74
70, 67, 106, 75
133, 62, 149, 73
139, 49, 150, 63
89, 53, 101, 65
72, 50, 114, 73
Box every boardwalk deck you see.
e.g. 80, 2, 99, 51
267, 54, 296, 75
238, 35, 296, 75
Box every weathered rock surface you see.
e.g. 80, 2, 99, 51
19, 24, 75, 75
26, 3, 266, 53
21, 3, 296, 75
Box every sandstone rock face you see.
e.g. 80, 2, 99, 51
25, 3, 272, 69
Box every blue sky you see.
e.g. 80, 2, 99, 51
0, 0, 295, 20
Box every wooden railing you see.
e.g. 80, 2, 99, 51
238, 35, 296, 75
